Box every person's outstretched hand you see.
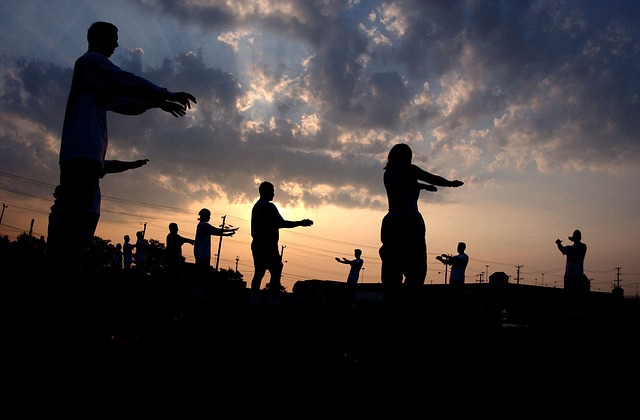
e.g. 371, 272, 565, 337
450, 180, 464, 187
223, 227, 239, 237
169, 91, 197, 109
159, 100, 189, 117
133, 159, 149, 168
301, 219, 313, 227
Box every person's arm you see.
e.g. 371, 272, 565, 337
91, 53, 196, 117
281, 219, 314, 228
412, 165, 464, 189
178, 234, 195, 246
103, 159, 149, 174
207, 223, 239, 237
436, 254, 451, 265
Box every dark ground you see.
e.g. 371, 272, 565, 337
1, 271, 638, 417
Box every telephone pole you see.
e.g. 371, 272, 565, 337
0, 203, 7, 229
443, 255, 450, 284
215, 215, 227, 272
515, 265, 523, 284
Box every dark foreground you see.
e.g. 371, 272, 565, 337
1, 272, 638, 416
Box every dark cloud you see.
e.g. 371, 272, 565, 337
2, 0, 640, 214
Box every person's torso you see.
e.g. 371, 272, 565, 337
384, 165, 421, 216
251, 200, 281, 246
194, 221, 213, 259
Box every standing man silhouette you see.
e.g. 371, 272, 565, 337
123, 234, 135, 270
556, 229, 589, 295
165, 222, 195, 276
47, 21, 197, 277
437, 242, 469, 286
336, 249, 364, 286
193, 209, 238, 274
336, 248, 364, 308
250, 181, 313, 305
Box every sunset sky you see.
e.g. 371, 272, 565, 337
1, 0, 639, 294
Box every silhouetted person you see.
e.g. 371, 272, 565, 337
437, 242, 469, 299
336, 248, 364, 308
250, 181, 313, 305
166, 222, 195, 274
166, 222, 195, 306
556, 229, 589, 295
46, 21, 196, 277
336, 249, 364, 285
193, 208, 238, 293
123, 234, 134, 270
112, 242, 123, 272
379, 143, 463, 304
134, 230, 149, 274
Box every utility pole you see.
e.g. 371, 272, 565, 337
443, 255, 450, 284
0, 203, 7, 228
515, 265, 523, 284
280, 245, 287, 280
215, 215, 227, 272
235, 256, 239, 273
29, 218, 34, 236
141, 222, 147, 238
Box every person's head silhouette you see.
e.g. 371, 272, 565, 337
169, 222, 179, 233
87, 21, 118, 57
385, 143, 412, 169
198, 208, 211, 222
569, 230, 582, 242
259, 181, 275, 201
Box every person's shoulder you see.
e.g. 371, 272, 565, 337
80, 51, 111, 64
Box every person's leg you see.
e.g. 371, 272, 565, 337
347, 278, 358, 308
380, 214, 405, 304
48, 159, 100, 277
251, 245, 267, 304
250, 267, 266, 304
267, 256, 284, 305
403, 215, 427, 287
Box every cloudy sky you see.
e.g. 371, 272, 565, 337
1, 0, 639, 293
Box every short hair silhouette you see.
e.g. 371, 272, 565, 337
87, 21, 117, 46
259, 181, 274, 196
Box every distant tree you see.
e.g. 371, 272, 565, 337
217, 267, 244, 282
